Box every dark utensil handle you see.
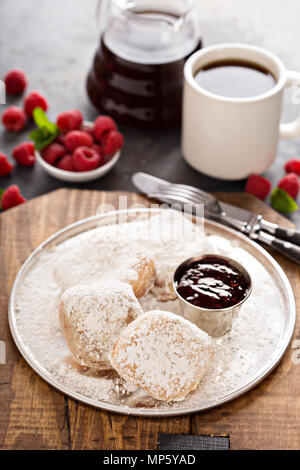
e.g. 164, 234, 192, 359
258, 231, 300, 264
273, 226, 300, 246
260, 220, 300, 246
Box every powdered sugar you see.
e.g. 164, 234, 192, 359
12, 210, 285, 411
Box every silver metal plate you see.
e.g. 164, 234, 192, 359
8, 209, 296, 416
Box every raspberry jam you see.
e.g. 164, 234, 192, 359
175, 256, 250, 310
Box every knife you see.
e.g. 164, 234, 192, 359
132, 172, 300, 264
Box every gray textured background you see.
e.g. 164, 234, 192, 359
1, 0, 300, 225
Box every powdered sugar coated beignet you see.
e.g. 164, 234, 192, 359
59, 282, 143, 370
53, 238, 155, 299
130, 256, 156, 299
110, 310, 214, 401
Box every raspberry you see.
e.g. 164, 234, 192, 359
82, 126, 94, 137
56, 109, 83, 133
278, 173, 300, 199
284, 158, 300, 176
93, 116, 117, 142
101, 130, 124, 156
0, 152, 13, 176
73, 146, 101, 172
92, 144, 104, 164
56, 154, 75, 172
245, 174, 272, 200
65, 130, 92, 152
12, 141, 35, 166
41, 143, 66, 166
2, 106, 26, 131
24, 90, 49, 118
55, 135, 67, 147
1, 185, 26, 210
4, 69, 27, 95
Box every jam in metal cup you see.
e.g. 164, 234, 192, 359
173, 254, 252, 337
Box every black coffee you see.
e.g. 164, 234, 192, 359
194, 59, 276, 98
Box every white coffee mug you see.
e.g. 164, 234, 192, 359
182, 43, 300, 180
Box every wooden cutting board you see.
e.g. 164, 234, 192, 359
0, 189, 299, 450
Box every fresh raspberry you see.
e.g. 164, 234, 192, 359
4, 69, 27, 95
245, 174, 272, 200
65, 130, 92, 152
0, 152, 13, 176
1, 185, 26, 210
56, 154, 75, 172
284, 158, 300, 176
24, 90, 49, 118
82, 126, 94, 137
101, 130, 124, 156
56, 109, 83, 133
93, 116, 117, 142
12, 141, 35, 166
2, 106, 26, 131
41, 142, 66, 166
92, 144, 104, 164
55, 135, 67, 147
278, 173, 300, 199
73, 146, 101, 172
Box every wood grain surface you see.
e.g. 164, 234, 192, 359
0, 189, 299, 450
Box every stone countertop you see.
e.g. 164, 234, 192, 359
1, 0, 300, 226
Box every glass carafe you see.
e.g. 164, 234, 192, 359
87, 0, 201, 128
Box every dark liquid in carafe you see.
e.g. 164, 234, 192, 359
86, 12, 201, 128
194, 59, 276, 98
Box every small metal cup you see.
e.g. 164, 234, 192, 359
173, 254, 252, 337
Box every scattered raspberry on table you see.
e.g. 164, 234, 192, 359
12, 141, 36, 167
0, 152, 13, 176
24, 90, 49, 118
2, 106, 26, 131
245, 174, 272, 200
4, 69, 27, 95
284, 158, 300, 176
278, 173, 300, 199
1, 185, 26, 210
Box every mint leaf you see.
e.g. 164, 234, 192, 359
33, 107, 58, 134
29, 127, 59, 150
0, 188, 4, 211
29, 107, 60, 150
33, 107, 49, 127
270, 187, 298, 213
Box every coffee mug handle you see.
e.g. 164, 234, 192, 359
280, 71, 300, 138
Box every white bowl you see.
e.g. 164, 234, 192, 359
35, 121, 121, 183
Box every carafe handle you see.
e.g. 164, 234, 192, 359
96, 0, 110, 34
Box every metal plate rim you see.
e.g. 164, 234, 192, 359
8, 208, 296, 417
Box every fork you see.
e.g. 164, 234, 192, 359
146, 184, 300, 264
